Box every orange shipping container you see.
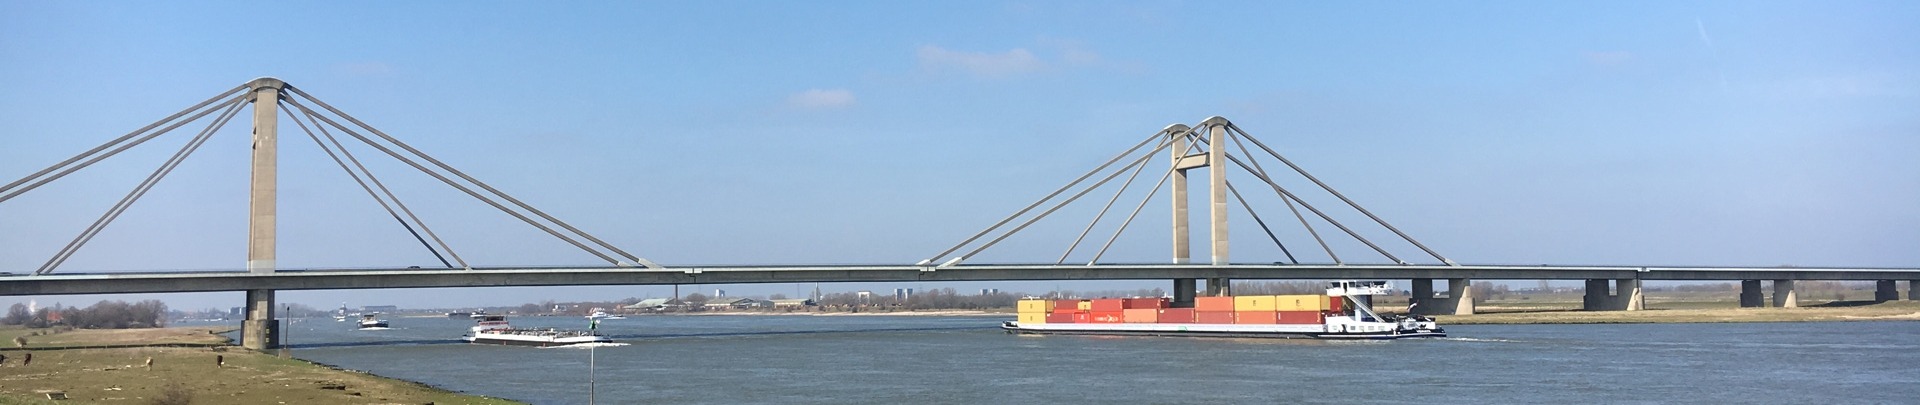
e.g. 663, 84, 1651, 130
1090, 311, 1125, 323
1046, 313, 1076, 323
1123, 308, 1158, 323
1195, 296, 1236, 312
1090, 299, 1125, 312
1053, 300, 1083, 313
1277, 310, 1324, 324
1157, 308, 1196, 323
1234, 311, 1278, 324
1073, 313, 1092, 323
1196, 311, 1235, 324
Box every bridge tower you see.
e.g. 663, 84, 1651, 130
1169, 118, 1233, 308
242, 78, 284, 351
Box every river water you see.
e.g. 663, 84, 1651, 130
245, 315, 1920, 404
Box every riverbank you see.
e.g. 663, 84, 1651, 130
1408, 299, 1920, 325
0, 326, 522, 404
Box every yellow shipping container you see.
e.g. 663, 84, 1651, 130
1017, 300, 1055, 314
1017, 313, 1048, 325
1077, 301, 1093, 311
1233, 295, 1278, 312
1277, 295, 1327, 311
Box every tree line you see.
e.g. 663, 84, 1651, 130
4, 300, 169, 329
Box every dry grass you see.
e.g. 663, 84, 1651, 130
0, 326, 522, 404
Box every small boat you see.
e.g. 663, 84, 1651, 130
1002, 280, 1445, 340
463, 315, 611, 347
586, 310, 625, 320
334, 303, 348, 322
357, 313, 390, 329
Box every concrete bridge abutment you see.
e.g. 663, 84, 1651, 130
1582, 279, 1643, 311
1447, 278, 1474, 315
1406, 278, 1472, 315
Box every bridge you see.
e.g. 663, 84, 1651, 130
4, 78, 1917, 350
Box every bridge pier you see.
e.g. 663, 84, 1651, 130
1172, 279, 1197, 308
1772, 280, 1797, 308
1739, 280, 1764, 307
241, 289, 279, 350
1875, 280, 1898, 302
1409, 278, 1435, 314
1912, 281, 1919, 301
1615, 278, 1643, 311
1447, 278, 1474, 315
1583, 279, 1609, 311
1205, 278, 1231, 296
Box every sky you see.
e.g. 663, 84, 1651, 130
2, 1, 1916, 311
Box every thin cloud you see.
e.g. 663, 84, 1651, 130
916, 45, 1045, 78
787, 88, 856, 109
1695, 19, 1714, 47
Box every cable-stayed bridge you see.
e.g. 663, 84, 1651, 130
4, 78, 1915, 349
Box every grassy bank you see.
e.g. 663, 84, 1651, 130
0, 326, 522, 404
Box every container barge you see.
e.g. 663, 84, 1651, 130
463, 315, 612, 347
1003, 281, 1444, 339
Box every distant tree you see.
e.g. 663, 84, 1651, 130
3, 303, 28, 325
683, 293, 709, 308
517, 303, 541, 314
769, 293, 788, 300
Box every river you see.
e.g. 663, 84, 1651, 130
244, 315, 1920, 404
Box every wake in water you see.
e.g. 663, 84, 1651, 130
545, 342, 631, 349
356, 327, 393, 331
1435, 337, 1517, 343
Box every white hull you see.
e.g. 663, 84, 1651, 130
463, 331, 612, 347
1001, 321, 1443, 339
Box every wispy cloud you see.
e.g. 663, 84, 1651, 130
1695, 19, 1715, 47
786, 88, 856, 109
916, 45, 1045, 78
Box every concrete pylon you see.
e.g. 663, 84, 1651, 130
1773, 279, 1797, 308
1911, 281, 1919, 301
1447, 278, 1474, 315
241, 78, 284, 350
1410, 278, 1435, 314
1583, 279, 1609, 311
1739, 280, 1764, 308
1875, 280, 1898, 302
1169, 124, 1195, 308
1615, 278, 1643, 311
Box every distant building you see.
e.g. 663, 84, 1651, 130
229, 307, 244, 318
624, 298, 683, 311
894, 288, 914, 301
770, 299, 815, 309
360, 305, 399, 313
980, 288, 1000, 295
704, 297, 770, 310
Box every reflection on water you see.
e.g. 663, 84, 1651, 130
199, 316, 1920, 404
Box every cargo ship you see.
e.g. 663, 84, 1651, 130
1003, 280, 1444, 339
463, 315, 612, 347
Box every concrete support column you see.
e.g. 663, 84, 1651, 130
1171, 279, 1197, 308
1773, 280, 1797, 308
1204, 120, 1229, 265
242, 289, 279, 350
1583, 279, 1610, 311
247, 78, 283, 274
1875, 280, 1898, 302
1204, 278, 1231, 296
1447, 278, 1474, 315
1410, 278, 1434, 314
1739, 280, 1764, 308
1615, 278, 1643, 311
1911, 281, 1919, 301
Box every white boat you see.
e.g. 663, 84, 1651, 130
586, 310, 625, 320
464, 315, 611, 347
357, 313, 390, 329
1001, 280, 1445, 340
334, 303, 348, 322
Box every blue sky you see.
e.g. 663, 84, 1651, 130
2, 1, 1916, 310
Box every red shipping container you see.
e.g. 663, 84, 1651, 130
1234, 311, 1278, 324
1053, 300, 1083, 313
1046, 312, 1076, 323
1073, 313, 1092, 323
1090, 311, 1125, 323
1195, 297, 1236, 312
1327, 296, 1344, 313
1277, 310, 1324, 324
1089, 299, 1125, 312
1196, 311, 1235, 324
1156, 308, 1196, 323
1122, 298, 1169, 309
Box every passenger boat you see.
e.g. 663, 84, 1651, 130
334, 303, 348, 322
357, 313, 390, 329
463, 315, 612, 347
1002, 280, 1444, 339
586, 310, 625, 320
